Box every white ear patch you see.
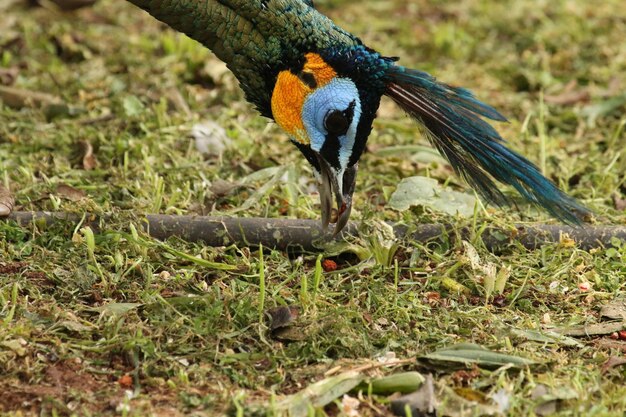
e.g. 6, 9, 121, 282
301, 77, 362, 169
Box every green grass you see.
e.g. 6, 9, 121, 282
1, 0, 625, 415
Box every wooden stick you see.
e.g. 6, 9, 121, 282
4, 211, 625, 252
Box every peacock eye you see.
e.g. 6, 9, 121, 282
324, 109, 350, 137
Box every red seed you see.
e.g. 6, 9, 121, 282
322, 259, 338, 272
118, 374, 133, 388
618, 330, 626, 341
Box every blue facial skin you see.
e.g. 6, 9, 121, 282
301, 78, 362, 172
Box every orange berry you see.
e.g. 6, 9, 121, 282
118, 374, 133, 388
322, 259, 338, 272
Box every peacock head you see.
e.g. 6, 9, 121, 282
271, 52, 380, 234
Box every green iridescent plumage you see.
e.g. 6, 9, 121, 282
127, 0, 360, 117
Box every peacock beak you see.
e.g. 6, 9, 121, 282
315, 154, 357, 236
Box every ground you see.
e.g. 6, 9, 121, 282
0, 0, 625, 416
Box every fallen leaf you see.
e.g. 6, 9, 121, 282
594, 339, 626, 351
209, 179, 240, 197
601, 299, 626, 320
601, 356, 626, 373
531, 385, 556, 416
419, 343, 536, 369
122, 95, 145, 117
191, 121, 230, 156
91, 303, 142, 316
557, 321, 625, 337
55, 184, 86, 202
277, 371, 365, 417
77, 140, 97, 170
199, 59, 229, 86
341, 395, 360, 417
614, 195, 626, 211
0, 184, 14, 217
0, 85, 62, 109
388, 176, 476, 217
0, 262, 28, 274
165, 87, 191, 117
440, 385, 503, 417
511, 328, 582, 347
52, 32, 92, 61
531, 384, 577, 416
266, 305, 299, 331
0, 338, 28, 357
602, 356, 626, 373
544, 90, 591, 106
270, 325, 310, 342
0, 67, 18, 86
489, 388, 511, 414
56, 320, 93, 333
463, 241, 503, 298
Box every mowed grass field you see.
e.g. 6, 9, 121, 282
1, 0, 625, 415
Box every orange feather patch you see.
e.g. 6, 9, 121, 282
271, 53, 337, 145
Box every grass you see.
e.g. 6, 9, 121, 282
1, 0, 625, 415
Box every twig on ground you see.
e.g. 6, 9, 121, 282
4, 211, 625, 253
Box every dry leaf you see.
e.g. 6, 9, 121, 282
545, 80, 590, 105
558, 322, 625, 337
388, 176, 476, 217
0, 85, 62, 109
341, 395, 360, 417
0, 67, 18, 86
0, 184, 14, 217
614, 194, 626, 211
165, 87, 191, 117
209, 179, 240, 197
55, 184, 86, 202
601, 356, 626, 373
419, 343, 536, 369
531, 384, 577, 416
600, 298, 626, 321
191, 121, 230, 156
545, 90, 590, 105
277, 371, 365, 417
77, 140, 97, 170
52, 33, 92, 61
266, 306, 299, 331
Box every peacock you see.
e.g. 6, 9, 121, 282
124, 0, 589, 234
